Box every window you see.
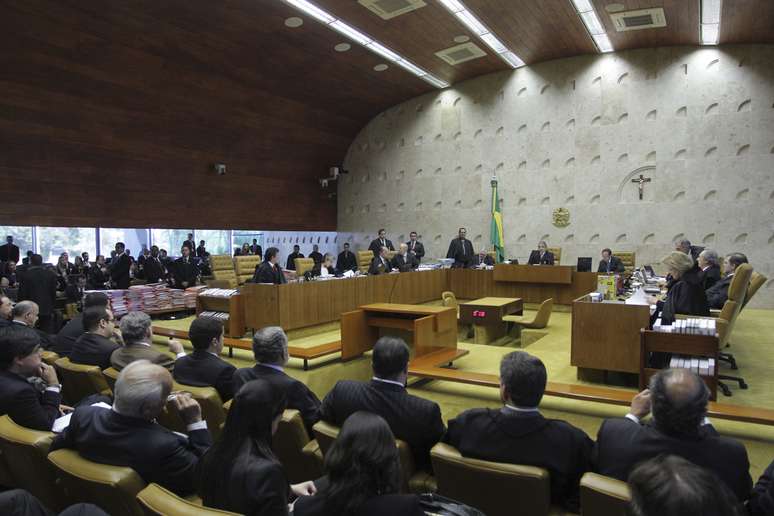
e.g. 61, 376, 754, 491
99, 228, 149, 259
232, 230, 263, 254
195, 230, 231, 256
0, 226, 34, 256
151, 229, 193, 257
36, 227, 97, 264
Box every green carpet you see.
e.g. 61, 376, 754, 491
152, 307, 774, 479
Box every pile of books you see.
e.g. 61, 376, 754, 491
668, 355, 716, 376
652, 317, 716, 335
199, 310, 230, 323
199, 288, 239, 298
184, 286, 205, 308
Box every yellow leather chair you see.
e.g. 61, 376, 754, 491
55, 357, 112, 405
234, 255, 261, 285
102, 367, 120, 392
48, 448, 147, 516
579, 472, 630, 516
0, 415, 61, 510
158, 382, 226, 441
313, 420, 435, 494
356, 250, 373, 274
294, 257, 315, 277
442, 291, 473, 340
137, 483, 239, 516
548, 247, 562, 265
503, 298, 554, 330
430, 443, 560, 516
210, 255, 238, 288
613, 251, 636, 275
273, 409, 324, 483
742, 271, 766, 310
41, 350, 60, 367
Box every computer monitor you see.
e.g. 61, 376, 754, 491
643, 265, 655, 277
577, 257, 592, 272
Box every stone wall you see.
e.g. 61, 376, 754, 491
337, 45, 774, 308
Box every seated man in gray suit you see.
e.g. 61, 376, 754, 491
110, 311, 185, 371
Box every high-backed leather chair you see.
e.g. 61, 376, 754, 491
613, 251, 636, 275
48, 448, 147, 516
547, 247, 562, 265
579, 472, 631, 516
0, 415, 61, 510
742, 271, 766, 310
102, 367, 120, 392
234, 255, 261, 285
441, 291, 459, 315
137, 483, 239, 516
158, 382, 226, 441
209, 255, 237, 288
55, 357, 112, 405
313, 420, 435, 494
503, 298, 554, 330
41, 350, 60, 367
294, 257, 315, 277
274, 409, 323, 483
356, 250, 373, 274
430, 443, 557, 516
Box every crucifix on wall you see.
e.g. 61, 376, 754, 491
631, 173, 652, 200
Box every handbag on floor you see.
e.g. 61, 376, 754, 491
418, 493, 486, 516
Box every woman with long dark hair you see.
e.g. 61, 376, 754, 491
196, 379, 316, 516
293, 411, 424, 516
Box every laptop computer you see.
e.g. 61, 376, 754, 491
577, 257, 592, 272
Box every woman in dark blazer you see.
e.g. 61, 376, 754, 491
293, 411, 424, 516
196, 379, 316, 516
648, 251, 709, 325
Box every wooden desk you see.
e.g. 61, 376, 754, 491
196, 292, 245, 338
340, 303, 461, 361
571, 295, 651, 375
459, 297, 523, 344
448, 268, 597, 305
493, 264, 572, 284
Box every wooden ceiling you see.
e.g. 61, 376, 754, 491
0, 0, 772, 230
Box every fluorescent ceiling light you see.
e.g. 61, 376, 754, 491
701, 23, 719, 45
281, 0, 447, 88
702, 0, 722, 24
571, 0, 614, 53
438, 0, 526, 68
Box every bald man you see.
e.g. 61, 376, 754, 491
51, 360, 211, 496
594, 368, 751, 501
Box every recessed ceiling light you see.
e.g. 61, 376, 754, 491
373, 64, 389, 71
334, 42, 351, 52
284, 17, 304, 28
700, 0, 722, 45
571, 0, 614, 53
453, 35, 470, 43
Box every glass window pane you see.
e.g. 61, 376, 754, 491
99, 228, 149, 260
0, 226, 34, 258
36, 227, 97, 264
232, 230, 263, 255
196, 230, 230, 256
151, 229, 193, 257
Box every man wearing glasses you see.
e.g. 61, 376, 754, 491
70, 307, 121, 370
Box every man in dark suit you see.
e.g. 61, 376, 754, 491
528, 241, 555, 265
446, 228, 475, 268
111, 311, 185, 371
0, 325, 62, 431
473, 249, 495, 268
391, 244, 418, 272
597, 248, 624, 274
309, 244, 323, 265
70, 307, 121, 370
0, 235, 20, 263
53, 292, 111, 356
250, 239, 263, 259
172, 245, 199, 289
369, 246, 393, 275
182, 234, 195, 254
368, 229, 394, 258
233, 326, 320, 433
173, 317, 235, 402
9, 301, 55, 350
195, 240, 207, 259
321, 336, 445, 472
706, 252, 747, 309
444, 351, 592, 512
51, 360, 212, 496
143, 245, 166, 283
750, 458, 774, 516
593, 368, 752, 501
336, 243, 357, 274
674, 238, 703, 262
0, 295, 12, 327
406, 231, 425, 264
697, 249, 721, 290
17, 254, 57, 334
285, 245, 304, 271
109, 242, 131, 289
253, 247, 286, 284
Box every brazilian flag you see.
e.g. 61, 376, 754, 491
490, 179, 504, 263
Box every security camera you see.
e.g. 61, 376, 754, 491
214, 163, 226, 176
